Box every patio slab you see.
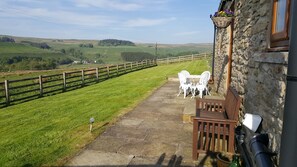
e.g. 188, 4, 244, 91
66, 80, 216, 167
66, 150, 134, 166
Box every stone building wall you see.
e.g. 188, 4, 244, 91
214, 28, 230, 94
213, 0, 287, 164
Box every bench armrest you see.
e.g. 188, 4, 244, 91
193, 117, 237, 125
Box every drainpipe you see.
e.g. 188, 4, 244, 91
279, 0, 297, 166
250, 134, 274, 167
211, 16, 217, 83
226, 19, 234, 90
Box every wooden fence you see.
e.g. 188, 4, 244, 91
156, 53, 210, 65
0, 53, 211, 108
0, 60, 156, 107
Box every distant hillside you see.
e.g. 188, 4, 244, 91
98, 39, 135, 46
0, 42, 72, 71
20, 41, 51, 49
121, 52, 156, 62
0, 36, 15, 43
0, 35, 213, 71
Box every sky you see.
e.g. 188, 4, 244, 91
0, 0, 221, 44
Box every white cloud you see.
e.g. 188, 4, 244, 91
124, 17, 176, 27
0, 5, 115, 27
0, 0, 216, 43
0, 0, 174, 28
74, 0, 143, 11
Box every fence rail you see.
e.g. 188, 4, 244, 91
156, 53, 210, 65
0, 53, 211, 108
0, 59, 157, 107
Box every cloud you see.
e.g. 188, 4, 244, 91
0, 0, 174, 28
124, 17, 176, 27
0, 5, 115, 27
74, 0, 143, 11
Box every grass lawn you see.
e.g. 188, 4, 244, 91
0, 60, 210, 166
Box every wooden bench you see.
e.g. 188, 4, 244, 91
192, 87, 242, 160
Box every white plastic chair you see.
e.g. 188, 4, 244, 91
177, 72, 192, 98
191, 71, 211, 98
180, 70, 191, 83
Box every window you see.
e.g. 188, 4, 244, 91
270, 0, 291, 49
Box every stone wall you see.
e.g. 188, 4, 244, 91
213, 0, 288, 164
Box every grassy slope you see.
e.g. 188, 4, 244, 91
48, 41, 212, 64
0, 42, 64, 59
1, 36, 212, 65
0, 60, 210, 166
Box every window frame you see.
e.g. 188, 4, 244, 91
270, 0, 291, 49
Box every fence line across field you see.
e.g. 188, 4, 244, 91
0, 53, 211, 107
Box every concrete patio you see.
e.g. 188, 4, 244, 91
66, 80, 216, 167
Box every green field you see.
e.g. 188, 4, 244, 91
0, 35, 212, 66
0, 60, 210, 166
0, 42, 65, 58
45, 40, 212, 63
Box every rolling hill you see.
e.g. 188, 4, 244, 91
0, 35, 212, 71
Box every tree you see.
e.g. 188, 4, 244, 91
61, 49, 66, 54
79, 43, 94, 48
98, 39, 135, 46
0, 36, 15, 43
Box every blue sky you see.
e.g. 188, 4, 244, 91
0, 0, 220, 44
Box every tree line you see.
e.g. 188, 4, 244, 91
98, 39, 135, 46
21, 41, 51, 49
0, 56, 56, 71
0, 55, 74, 71
0, 36, 15, 43
79, 43, 94, 48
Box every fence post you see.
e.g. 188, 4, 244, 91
96, 68, 99, 82
167, 57, 169, 64
107, 66, 110, 78
39, 75, 43, 97
81, 70, 85, 86
63, 72, 66, 92
4, 80, 10, 106
192, 54, 194, 61
116, 64, 119, 76
124, 63, 127, 73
